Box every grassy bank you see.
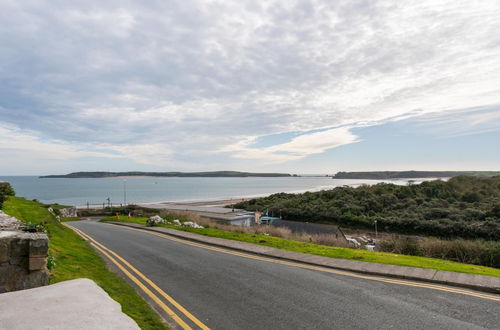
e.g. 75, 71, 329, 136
101, 215, 500, 278
3, 197, 167, 330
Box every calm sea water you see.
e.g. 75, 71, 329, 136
0, 176, 404, 206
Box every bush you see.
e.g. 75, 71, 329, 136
379, 236, 500, 268
233, 176, 500, 240
378, 237, 423, 256
0, 182, 15, 209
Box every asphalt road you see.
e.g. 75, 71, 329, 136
70, 220, 500, 330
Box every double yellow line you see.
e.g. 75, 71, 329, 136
116, 225, 500, 302
65, 224, 210, 330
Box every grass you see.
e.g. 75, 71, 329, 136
102, 215, 500, 278
60, 217, 81, 222
45, 203, 72, 211
3, 197, 168, 330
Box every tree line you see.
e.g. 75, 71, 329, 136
332, 171, 500, 179
234, 176, 500, 240
40, 171, 291, 178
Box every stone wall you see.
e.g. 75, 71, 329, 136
60, 207, 78, 218
0, 212, 49, 293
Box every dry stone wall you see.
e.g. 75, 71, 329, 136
59, 207, 78, 218
0, 211, 49, 293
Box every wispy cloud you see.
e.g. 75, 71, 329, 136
223, 127, 360, 163
0, 124, 173, 170
0, 124, 119, 160
409, 105, 500, 137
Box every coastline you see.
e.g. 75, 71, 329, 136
9, 176, 449, 208
120, 178, 445, 208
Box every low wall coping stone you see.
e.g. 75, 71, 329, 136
0, 278, 139, 329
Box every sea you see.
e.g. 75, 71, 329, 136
0, 176, 417, 207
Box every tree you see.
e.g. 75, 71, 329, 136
0, 182, 15, 209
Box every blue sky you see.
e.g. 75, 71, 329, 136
0, 1, 499, 175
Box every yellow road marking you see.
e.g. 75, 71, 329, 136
65, 224, 210, 330
77, 227, 210, 330
115, 224, 500, 302
70, 226, 192, 330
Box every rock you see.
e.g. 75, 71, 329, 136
147, 215, 165, 226
173, 219, 181, 226
0, 211, 22, 231
29, 234, 49, 256
183, 221, 204, 229
29, 257, 46, 271
59, 207, 77, 218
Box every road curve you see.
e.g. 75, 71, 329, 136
69, 220, 500, 330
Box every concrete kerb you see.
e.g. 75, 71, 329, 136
0, 278, 139, 330
104, 221, 500, 295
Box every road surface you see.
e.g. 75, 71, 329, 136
69, 220, 500, 330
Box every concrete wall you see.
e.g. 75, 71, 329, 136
0, 231, 49, 293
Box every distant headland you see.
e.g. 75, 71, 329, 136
331, 171, 500, 180
39, 171, 293, 178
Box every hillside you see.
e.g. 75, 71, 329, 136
40, 171, 292, 178
332, 171, 500, 179
234, 176, 500, 240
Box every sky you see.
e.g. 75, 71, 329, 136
1, 0, 499, 175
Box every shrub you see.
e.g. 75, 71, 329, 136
379, 236, 500, 268
378, 236, 423, 256
233, 176, 500, 240
0, 182, 15, 209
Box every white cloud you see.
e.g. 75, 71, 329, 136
410, 106, 500, 137
0, 124, 119, 160
224, 127, 359, 163
0, 124, 174, 170
109, 144, 173, 165
0, 0, 500, 171
59, 8, 136, 39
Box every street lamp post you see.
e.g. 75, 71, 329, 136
374, 220, 378, 239
123, 179, 127, 205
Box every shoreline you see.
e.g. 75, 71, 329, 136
133, 177, 448, 207
61, 177, 449, 208
82, 178, 446, 208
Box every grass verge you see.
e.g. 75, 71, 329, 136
102, 215, 500, 278
3, 197, 168, 330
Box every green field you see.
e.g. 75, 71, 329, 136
102, 215, 500, 278
3, 197, 168, 330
